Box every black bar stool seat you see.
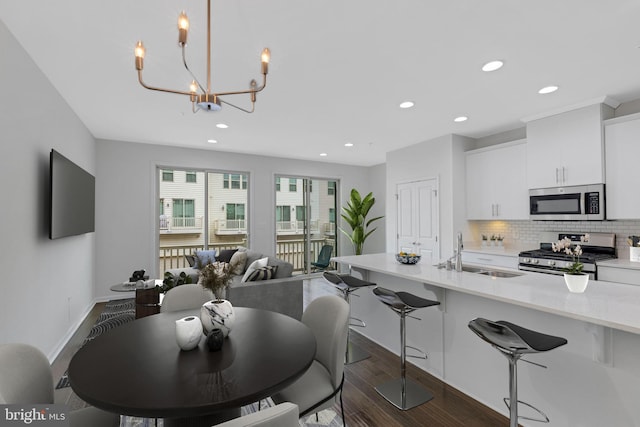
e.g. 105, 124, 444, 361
468, 318, 568, 427
323, 272, 376, 364
372, 286, 440, 411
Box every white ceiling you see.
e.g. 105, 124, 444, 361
2, 0, 640, 166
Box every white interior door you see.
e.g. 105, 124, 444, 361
396, 179, 439, 265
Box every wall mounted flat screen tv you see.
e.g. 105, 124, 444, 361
49, 149, 95, 239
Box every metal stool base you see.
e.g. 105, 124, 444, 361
375, 378, 434, 410
345, 341, 370, 364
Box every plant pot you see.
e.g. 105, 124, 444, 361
563, 273, 589, 293
200, 299, 235, 337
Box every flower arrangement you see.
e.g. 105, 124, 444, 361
552, 234, 589, 275
199, 261, 235, 300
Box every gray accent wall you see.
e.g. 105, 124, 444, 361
94, 139, 383, 302
0, 19, 97, 360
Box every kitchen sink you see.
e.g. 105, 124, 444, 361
461, 265, 523, 278
478, 270, 523, 278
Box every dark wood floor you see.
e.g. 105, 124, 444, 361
53, 278, 509, 426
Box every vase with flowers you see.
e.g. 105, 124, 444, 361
199, 260, 237, 337
552, 234, 590, 293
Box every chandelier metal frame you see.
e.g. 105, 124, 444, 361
134, 0, 270, 113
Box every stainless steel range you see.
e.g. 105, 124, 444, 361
518, 232, 616, 279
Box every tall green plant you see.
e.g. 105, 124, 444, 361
339, 189, 383, 255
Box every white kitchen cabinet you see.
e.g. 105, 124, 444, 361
526, 103, 613, 189
604, 112, 640, 219
598, 261, 640, 286
465, 140, 528, 220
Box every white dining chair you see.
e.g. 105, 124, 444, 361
161, 283, 214, 312
0, 343, 120, 427
213, 402, 299, 427
271, 295, 350, 423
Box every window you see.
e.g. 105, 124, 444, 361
276, 206, 291, 222
226, 203, 245, 220
173, 199, 195, 227
162, 170, 174, 182
275, 177, 281, 192
186, 171, 197, 183
223, 173, 247, 189
296, 205, 305, 221
328, 181, 336, 195
329, 207, 335, 223
289, 178, 297, 192
159, 199, 164, 215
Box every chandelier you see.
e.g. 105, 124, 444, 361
134, 0, 270, 113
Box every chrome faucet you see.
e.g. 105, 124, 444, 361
455, 232, 463, 272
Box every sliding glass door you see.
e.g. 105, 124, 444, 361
157, 168, 249, 277
275, 176, 338, 275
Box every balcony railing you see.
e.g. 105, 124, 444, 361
275, 220, 321, 234
159, 216, 204, 233
214, 219, 247, 235
158, 239, 335, 278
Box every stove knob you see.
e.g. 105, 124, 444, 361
532, 259, 539, 265
523, 258, 531, 263
548, 260, 556, 267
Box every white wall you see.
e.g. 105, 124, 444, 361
95, 139, 383, 300
385, 134, 473, 261
0, 20, 97, 360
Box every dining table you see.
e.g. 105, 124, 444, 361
68, 307, 316, 427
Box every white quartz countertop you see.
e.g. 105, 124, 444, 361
598, 258, 640, 270
332, 253, 640, 335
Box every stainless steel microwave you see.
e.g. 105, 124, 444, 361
529, 184, 605, 221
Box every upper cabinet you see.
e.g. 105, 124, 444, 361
465, 140, 528, 220
525, 103, 614, 189
604, 113, 640, 219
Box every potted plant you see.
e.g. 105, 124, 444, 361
496, 235, 504, 247
552, 234, 589, 293
339, 189, 383, 255
481, 235, 488, 247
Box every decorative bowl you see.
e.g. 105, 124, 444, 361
396, 253, 421, 264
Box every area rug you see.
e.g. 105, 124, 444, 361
56, 298, 136, 389
120, 398, 343, 427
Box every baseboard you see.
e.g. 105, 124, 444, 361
47, 301, 95, 363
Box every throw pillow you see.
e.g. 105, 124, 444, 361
194, 250, 217, 268
246, 265, 278, 282
185, 254, 196, 267
217, 248, 239, 263
241, 256, 269, 282
229, 251, 247, 275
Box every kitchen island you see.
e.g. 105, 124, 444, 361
332, 253, 640, 427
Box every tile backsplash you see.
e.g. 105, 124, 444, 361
468, 220, 640, 258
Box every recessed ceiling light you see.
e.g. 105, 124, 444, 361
482, 60, 504, 72
538, 85, 559, 94
399, 101, 414, 109
344, 142, 354, 147
207, 139, 217, 144
216, 123, 229, 129
454, 116, 468, 122
320, 153, 328, 157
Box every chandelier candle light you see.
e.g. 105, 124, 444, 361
134, 0, 270, 113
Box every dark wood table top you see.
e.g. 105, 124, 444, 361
68, 307, 316, 420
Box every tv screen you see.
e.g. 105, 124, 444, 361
49, 149, 95, 239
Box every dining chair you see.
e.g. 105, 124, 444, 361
271, 295, 350, 423
160, 284, 214, 312
311, 244, 333, 271
214, 402, 299, 427
0, 343, 120, 427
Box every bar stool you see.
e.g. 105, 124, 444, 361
372, 287, 440, 410
468, 318, 568, 427
323, 271, 376, 364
